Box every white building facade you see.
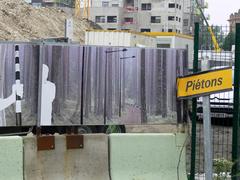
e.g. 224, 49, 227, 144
87, 0, 206, 34
88, 0, 184, 33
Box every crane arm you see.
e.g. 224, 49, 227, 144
195, 0, 221, 52
208, 27, 221, 52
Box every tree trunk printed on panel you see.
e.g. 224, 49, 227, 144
155, 49, 162, 115
140, 49, 147, 123
107, 53, 113, 120
94, 48, 99, 114
69, 46, 82, 124
85, 48, 92, 118
161, 50, 167, 118
51, 46, 62, 115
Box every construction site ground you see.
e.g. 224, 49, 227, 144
0, 0, 100, 43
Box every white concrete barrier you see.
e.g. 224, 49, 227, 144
109, 133, 188, 180
23, 133, 110, 180
0, 136, 23, 180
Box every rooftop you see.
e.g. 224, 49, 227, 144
86, 30, 193, 40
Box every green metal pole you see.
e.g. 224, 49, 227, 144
232, 23, 240, 180
190, 22, 199, 180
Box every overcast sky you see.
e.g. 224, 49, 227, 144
206, 0, 240, 25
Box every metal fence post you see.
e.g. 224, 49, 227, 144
232, 23, 240, 180
190, 22, 199, 180
202, 59, 213, 180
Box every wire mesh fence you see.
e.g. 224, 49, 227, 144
188, 25, 235, 179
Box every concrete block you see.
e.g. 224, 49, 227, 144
109, 133, 188, 180
175, 133, 188, 180
125, 124, 186, 133
0, 136, 23, 180
23, 133, 110, 180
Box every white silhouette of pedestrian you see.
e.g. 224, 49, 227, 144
0, 84, 23, 111
40, 64, 56, 125
0, 84, 23, 126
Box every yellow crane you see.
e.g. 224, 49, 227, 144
195, 0, 221, 52
75, 0, 90, 19
75, 0, 81, 16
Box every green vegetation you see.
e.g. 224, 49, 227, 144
213, 158, 233, 180
200, 25, 236, 51
223, 32, 235, 51
106, 125, 122, 134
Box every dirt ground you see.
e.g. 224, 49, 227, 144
0, 0, 99, 43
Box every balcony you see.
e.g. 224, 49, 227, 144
124, 6, 138, 12
43, 0, 54, 2
122, 17, 136, 25
122, 21, 135, 25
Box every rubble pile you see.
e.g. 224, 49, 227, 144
0, 0, 99, 42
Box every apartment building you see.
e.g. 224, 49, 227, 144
182, 0, 202, 35
182, 0, 192, 34
89, 0, 184, 33
26, 0, 205, 34
228, 9, 240, 32
29, 0, 74, 8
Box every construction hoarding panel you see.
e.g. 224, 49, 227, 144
0, 43, 188, 126
0, 43, 39, 126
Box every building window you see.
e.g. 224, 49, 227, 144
112, 4, 119, 7
151, 16, 161, 23
176, 4, 179, 8
168, 3, 175, 8
168, 29, 173, 32
102, 1, 109, 7
124, 17, 134, 24
141, 3, 151, 10
95, 16, 105, 23
141, 28, 151, 32
168, 16, 175, 21
107, 16, 117, 23
162, 29, 165, 32
179, 5, 181, 9
32, 3, 42, 7
176, 17, 178, 21
157, 44, 171, 48
183, 19, 188, 26
179, 18, 181, 22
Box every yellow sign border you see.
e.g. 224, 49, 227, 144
177, 67, 232, 99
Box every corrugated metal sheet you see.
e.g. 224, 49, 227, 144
85, 31, 132, 46
85, 31, 156, 47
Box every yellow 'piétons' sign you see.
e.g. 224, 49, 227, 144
177, 68, 232, 98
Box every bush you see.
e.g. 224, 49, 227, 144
213, 158, 233, 180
